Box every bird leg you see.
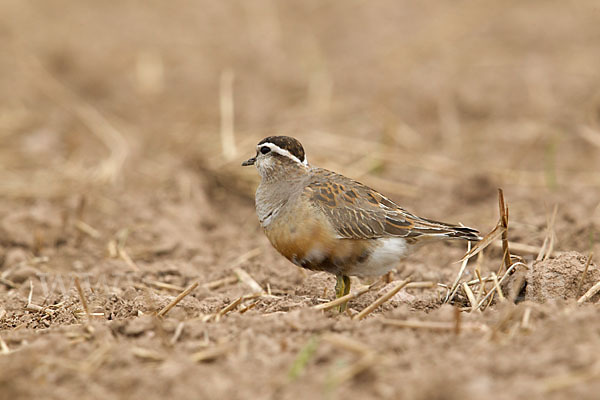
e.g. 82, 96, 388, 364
335, 274, 352, 312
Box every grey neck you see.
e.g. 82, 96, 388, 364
255, 168, 308, 228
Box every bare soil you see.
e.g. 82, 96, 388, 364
1, 1, 600, 399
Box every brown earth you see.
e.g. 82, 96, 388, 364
1, 1, 600, 399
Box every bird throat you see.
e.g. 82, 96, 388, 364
255, 175, 305, 228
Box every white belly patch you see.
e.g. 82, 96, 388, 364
347, 237, 410, 277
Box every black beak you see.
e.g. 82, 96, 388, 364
241, 157, 256, 166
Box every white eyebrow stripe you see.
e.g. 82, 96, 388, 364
258, 142, 308, 166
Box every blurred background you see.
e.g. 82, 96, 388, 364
1, 0, 599, 262
3, 1, 600, 251
1, 2, 600, 399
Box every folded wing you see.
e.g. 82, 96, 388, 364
305, 169, 479, 241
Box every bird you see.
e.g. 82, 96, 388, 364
242, 136, 480, 311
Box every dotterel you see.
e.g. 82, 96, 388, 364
242, 136, 479, 310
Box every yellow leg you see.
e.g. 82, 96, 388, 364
335, 274, 352, 312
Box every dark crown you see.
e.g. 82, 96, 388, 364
258, 136, 305, 162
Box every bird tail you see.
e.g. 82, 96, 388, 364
409, 215, 481, 242
442, 225, 481, 241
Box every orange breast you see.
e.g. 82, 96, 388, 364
264, 207, 372, 275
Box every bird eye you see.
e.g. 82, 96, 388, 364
260, 146, 271, 154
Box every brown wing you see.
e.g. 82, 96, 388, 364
305, 168, 479, 241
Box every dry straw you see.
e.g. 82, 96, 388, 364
192, 343, 232, 363
314, 280, 382, 311
157, 281, 199, 318
354, 278, 411, 320
462, 282, 478, 311
498, 189, 511, 273
577, 278, 600, 304
144, 280, 185, 292
234, 268, 263, 294
536, 205, 558, 261
380, 318, 488, 332
0, 336, 9, 354
446, 241, 473, 303
203, 275, 239, 291
576, 252, 594, 297
445, 188, 535, 312
219, 69, 236, 162
74, 277, 91, 320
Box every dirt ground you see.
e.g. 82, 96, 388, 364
1, 1, 600, 399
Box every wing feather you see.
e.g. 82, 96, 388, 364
305, 168, 479, 241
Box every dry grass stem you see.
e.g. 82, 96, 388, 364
474, 269, 486, 305
74, 220, 102, 239
461, 223, 505, 263
218, 296, 243, 317
499, 243, 509, 274
220, 69, 236, 161
507, 271, 527, 303
157, 281, 199, 317
446, 241, 472, 302
25, 304, 46, 313
170, 322, 185, 345
482, 292, 495, 311
355, 278, 411, 320
577, 125, 600, 149
131, 347, 165, 362
321, 334, 373, 355
462, 282, 478, 312
74, 277, 91, 320
498, 189, 511, 272
476, 262, 527, 310
205, 293, 263, 322
576, 252, 594, 297
380, 318, 488, 332
454, 306, 461, 335
23, 281, 61, 315
521, 307, 532, 331
544, 205, 558, 260
576, 125, 600, 148
473, 252, 485, 306
314, 280, 381, 311
144, 280, 185, 292
537, 205, 558, 261
0, 336, 9, 354
405, 281, 435, 289
107, 240, 118, 258
0, 307, 6, 321
231, 247, 262, 266
234, 267, 263, 294
118, 248, 139, 271
491, 272, 505, 302
191, 343, 231, 362
577, 279, 600, 304
203, 275, 238, 290
239, 300, 259, 314
27, 279, 33, 306
491, 240, 559, 256
0, 277, 17, 289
